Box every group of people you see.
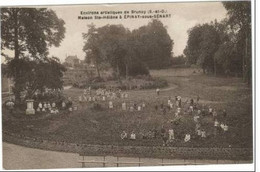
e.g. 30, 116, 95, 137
118, 89, 229, 146
31, 86, 230, 147
78, 87, 129, 104
36, 100, 75, 114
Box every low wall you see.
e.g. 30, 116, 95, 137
3, 131, 252, 160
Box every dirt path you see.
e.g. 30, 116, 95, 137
2, 142, 251, 170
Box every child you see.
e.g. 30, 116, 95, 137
121, 131, 127, 140
201, 129, 206, 138
109, 101, 113, 109
122, 102, 127, 111
130, 131, 136, 140
156, 88, 160, 96
169, 128, 174, 142
184, 133, 191, 142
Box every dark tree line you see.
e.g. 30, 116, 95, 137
184, 1, 251, 84
82, 19, 174, 79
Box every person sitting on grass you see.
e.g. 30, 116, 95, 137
130, 131, 136, 140
168, 97, 172, 106
177, 107, 181, 114
201, 129, 206, 139
168, 128, 174, 142
223, 124, 228, 133
193, 114, 200, 123
122, 102, 127, 111
109, 101, 113, 109
208, 106, 213, 116
79, 95, 82, 103
184, 133, 191, 142
169, 102, 174, 109
196, 128, 202, 137
156, 88, 160, 96
38, 102, 43, 109
214, 119, 219, 136
121, 131, 127, 140
138, 105, 142, 111
142, 102, 146, 108
6, 100, 15, 113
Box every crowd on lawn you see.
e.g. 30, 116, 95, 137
5, 86, 229, 146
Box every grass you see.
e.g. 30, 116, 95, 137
2, 68, 252, 148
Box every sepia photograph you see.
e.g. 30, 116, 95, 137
0, 0, 254, 170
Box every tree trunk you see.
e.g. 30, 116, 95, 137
13, 9, 21, 103
125, 62, 129, 80
213, 57, 217, 76
117, 62, 121, 83
95, 60, 101, 78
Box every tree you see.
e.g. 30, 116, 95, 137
184, 25, 204, 65
132, 19, 173, 69
222, 1, 251, 84
83, 24, 104, 78
1, 8, 66, 102
184, 23, 220, 74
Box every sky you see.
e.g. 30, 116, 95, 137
2, 2, 228, 63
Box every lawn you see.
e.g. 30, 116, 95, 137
2, 68, 252, 148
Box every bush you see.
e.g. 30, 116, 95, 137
73, 76, 168, 90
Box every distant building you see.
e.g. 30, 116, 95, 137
62, 55, 96, 86
64, 55, 80, 68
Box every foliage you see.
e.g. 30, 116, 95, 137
132, 19, 174, 69
184, 1, 251, 79
171, 55, 187, 66
73, 75, 168, 90
1, 8, 66, 102
82, 19, 173, 80
222, 1, 251, 83
3, 56, 66, 99
184, 22, 221, 74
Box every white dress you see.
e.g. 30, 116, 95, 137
169, 129, 174, 140
109, 101, 113, 109
184, 134, 190, 142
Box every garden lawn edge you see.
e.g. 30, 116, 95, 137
3, 131, 252, 161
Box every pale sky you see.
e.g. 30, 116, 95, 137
2, 2, 228, 63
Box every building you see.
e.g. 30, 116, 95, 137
62, 55, 96, 86
64, 55, 80, 68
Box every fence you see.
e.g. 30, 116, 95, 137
78, 155, 251, 168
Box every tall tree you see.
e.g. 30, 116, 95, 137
83, 24, 104, 78
1, 8, 66, 102
184, 23, 220, 74
132, 19, 173, 69
222, 1, 251, 84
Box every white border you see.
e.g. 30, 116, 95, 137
0, 0, 257, 171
